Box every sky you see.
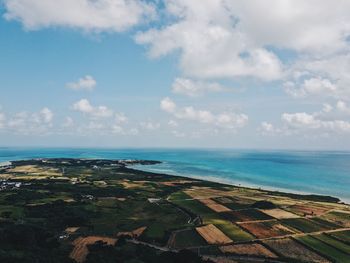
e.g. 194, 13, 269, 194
0, 0, 350, 149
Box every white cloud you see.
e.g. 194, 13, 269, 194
168, 120, 178, 127
322, 103, 333, 113
140, 121, 160, 130
259, 121, 281, 135
337, 101, 350, 114
160, 97, 248, 129
286, 54, 350, 100
3, 0, 156, 32
136, 1, 350, 82
62, 116, 74, 128
67, 75, 96, 91
0, 112, 6, 129
112, 124, 124, 134
160, 97, 176, 113
136, 2, 283, 81
282, 112, 350, 133
4, 108, 54, 135
172, 130, 185, 138
39, 107, 53, 124
172, 78, 225, 97
72, 99, 113, 118
285, 77, 338, 98
114, 112, 128, 124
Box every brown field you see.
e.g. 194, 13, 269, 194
70, 236, 117, 263
185, 187, 237, 199
65, 227, 80, 233
321, 210, 350, 227
196, 224, 232, 245
199, 199, 232, 213
117, 226, 147, 238
120, 180, 148, 189
239, 221, 296, 239
9, 165, 61, 177
160, 180, 196, 186
286, 204, 332, 216
263, 238, 330, 263
260, 208, 299, 219
219, 243, 277, 258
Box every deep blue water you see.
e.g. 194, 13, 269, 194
0, 147, 349, 202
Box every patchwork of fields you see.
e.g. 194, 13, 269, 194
0, 158, 350, 263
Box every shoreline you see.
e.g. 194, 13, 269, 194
3, 157, 347, 205
130, 162, 348, 205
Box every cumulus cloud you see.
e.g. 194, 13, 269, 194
72, 99, 113, 118
284, 77, 338, 98
139, 121, 160, 130
160, 97, 176, 113
282, 112, 350, 132
160, 97, 248, 129
39, 107, 53, 124
337, 101, 350, 114
114, 112, 128, 124
171, 78, 225, 97
259, 122, 281, 135
168, 120, 178, 127
0, 112, 6, 129
62, 116, 74, 128
286, 53, 350, 100
3, 0, 156, 32
136, 1, 350, 83
4, 107, 54, 135
67, 75, 96, 91
136, 1, 283, 81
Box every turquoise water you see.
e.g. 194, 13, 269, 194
0, 147, 349, 202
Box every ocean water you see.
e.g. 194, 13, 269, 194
0, 147, 349, 202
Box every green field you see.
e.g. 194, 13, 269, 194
313, 234, 350, 254
296, 235, 350, 263
282, 218, 328, 233
171, 229, 207, 249
312, 217, 341, 229
330, 230, 350, 243
1, 158, 350, 263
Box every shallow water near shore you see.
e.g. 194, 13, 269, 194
1, 147, 349, 202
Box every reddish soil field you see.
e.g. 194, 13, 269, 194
220, 243, 277, 258
239, 221, 296, 238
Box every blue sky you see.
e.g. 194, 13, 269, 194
1, 0, 350, 149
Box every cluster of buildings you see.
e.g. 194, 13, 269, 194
0, 180, 22, 191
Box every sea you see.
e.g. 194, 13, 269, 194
0, 147, 349, 202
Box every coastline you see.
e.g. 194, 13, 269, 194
130, 162, 347, 205
2, 156, 347, 204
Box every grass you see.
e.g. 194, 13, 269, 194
296, 235, 350, 263
172, 229, 207, 248
313, 234, 350, 254
0, 205, 24, 220
170, 192, 214, 215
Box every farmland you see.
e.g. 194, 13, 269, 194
0, 158, 350, 263
296, 235, 350, 262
